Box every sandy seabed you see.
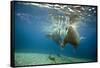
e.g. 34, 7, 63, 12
15, 53, 95, 66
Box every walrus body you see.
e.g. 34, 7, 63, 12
47, 25, 80, 48
61, 26, 80, 48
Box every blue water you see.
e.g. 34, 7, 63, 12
13, 2, 97, 60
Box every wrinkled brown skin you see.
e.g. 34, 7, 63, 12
61, 26, 80, 48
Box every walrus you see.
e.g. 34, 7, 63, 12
61, 25, 80, 48
47, 25, 80, 49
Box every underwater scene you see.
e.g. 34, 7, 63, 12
12, 2, 97, 66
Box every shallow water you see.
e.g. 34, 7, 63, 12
15, 53, 96, 66
12, 2, 97, 66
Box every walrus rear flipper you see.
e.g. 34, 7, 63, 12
61, 26, 80, 48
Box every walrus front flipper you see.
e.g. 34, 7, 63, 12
61, 26, 80, 48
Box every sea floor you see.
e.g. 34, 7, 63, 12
15, 53, 95, 66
